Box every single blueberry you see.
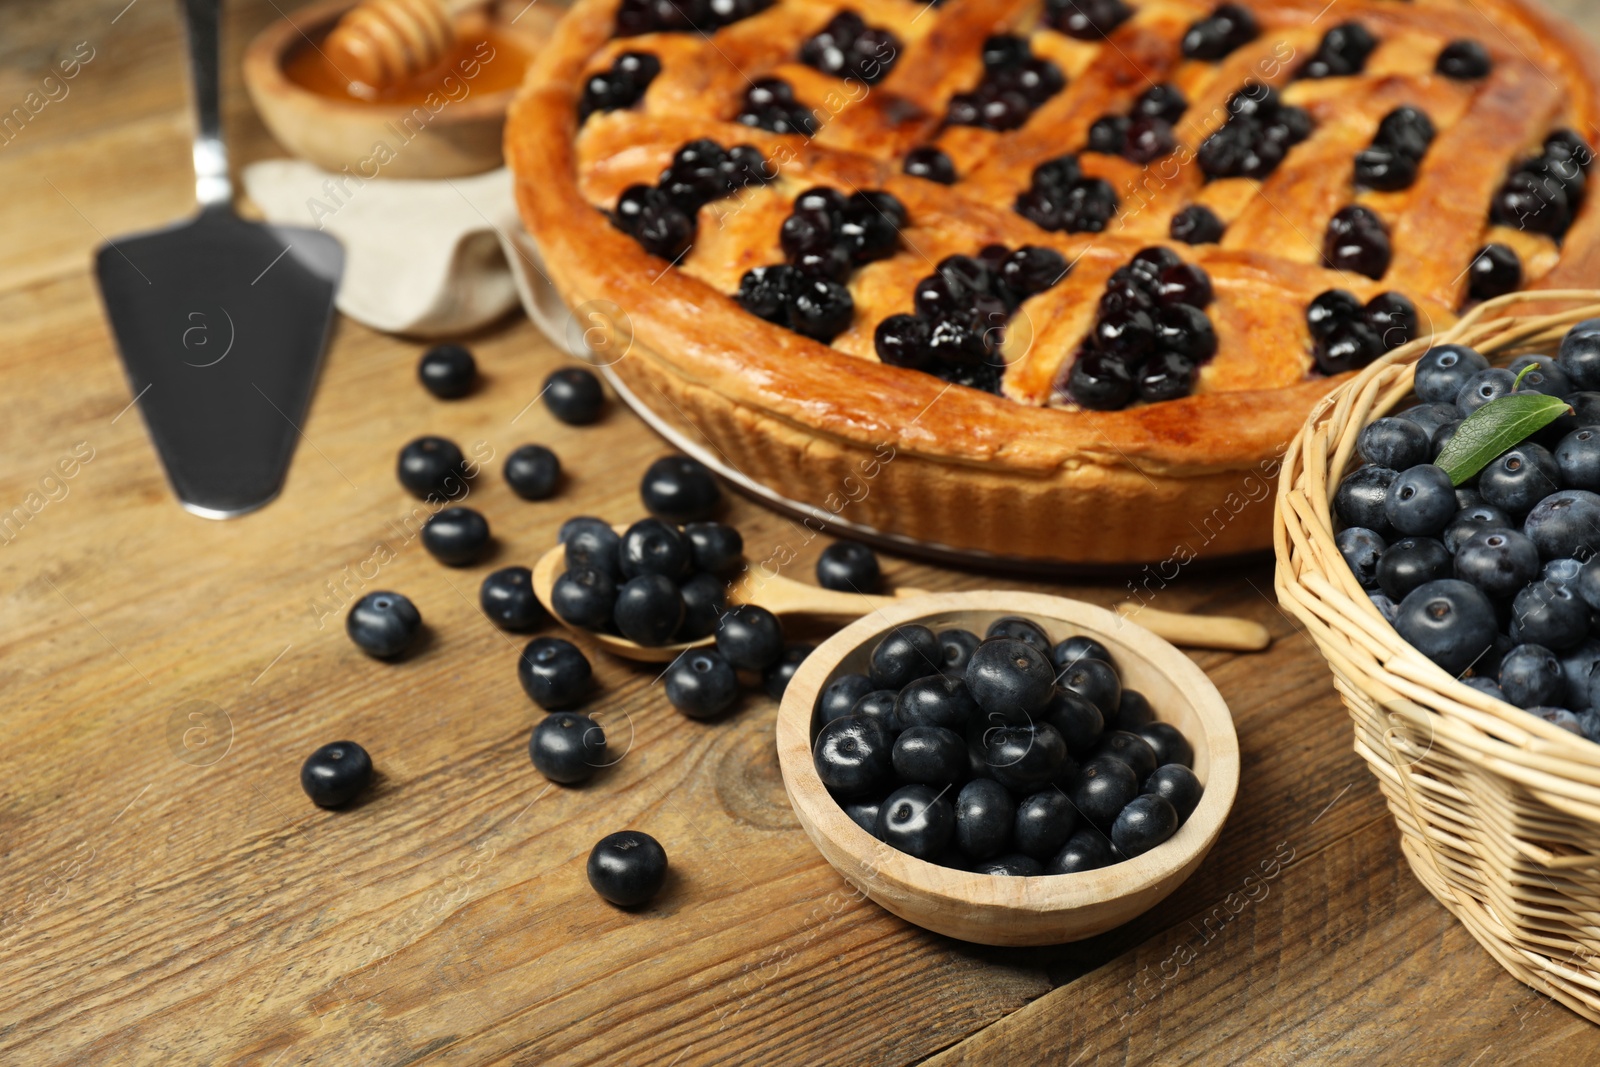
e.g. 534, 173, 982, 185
816, 541, 882, 593
1111, 794, 1180, 857
1555, 428, 1600, 491
587, 831, 668, 906
1057, 657, 1122, 720
715, 604, 784, 670
1394, 579, 1498, 675
1358, 417, 1430, 470
1111, 689, 1156, 733
1070, 756, 1140, 831
551, 566, 618, 631
619, 518, 692, 579
1559, 328, 1600, 391
1454, 527, 1540, 600
842, 798, 884, 836
640, 455, 721, 522
986, 616, 1052, 653
955, 778, 1015, 861
1051, 634, 1115, 673
814, 715, 894, 796
816, 673, 875, 723
1511, 580, 1590, 650
683, 522, 744, 573
397, 436, 468, 499
614, 573, 685, 646
677, 571, 729, 640
518, 636, 593, 709
1455, 367, 1518, 415
418, 344, 476, 399
1377, 536, 1453, 601
665, 648, 740, 719
984, 723, 1069, 792
1523, 489, 1600, 560
1385, 464, 1457, 537
504, 444, 561, 500
870, 624, 943, 689
966, 637, 1057, 716
875, 784, 955, 860
896, 673, 979, 731
1478, 442, 1564, 524
1092, 729, 1158, 783
1013, 790, 1079, 861
1498, 643, 1565, 708
480, 566, 542, 631
346, 591, 422, 658
892, 725, 968, 786
852, 689, 903, 736
421, 506, 491, 566
300, 741, 374, 808
530, 712, 607, 784
563, 519, 622, 577
1335, 465, 1398, 535
544, 367, 605, 425
1041, 688, 1105, 755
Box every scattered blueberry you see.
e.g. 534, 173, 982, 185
518, 636, 593, 709
480, 566, 542, 631
665, 648, 740, 719
816, 541, 881, 593
418, 344, 476, 398
421, 506, 490, 566
397, 436, 467, 499
587, 830, 668, 907
715, 604, 784, 670
301, 741, 374, 808
677, 571, 729, 640
346, 591, 422, 658
543, 367, 605, 425
530, 711, 606, 784
505, 444, 562, 500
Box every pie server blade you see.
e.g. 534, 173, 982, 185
93, 0, 344, 519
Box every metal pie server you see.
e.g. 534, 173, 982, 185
94, 0, 344, 518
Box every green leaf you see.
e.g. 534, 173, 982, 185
1434, 393, 1572, 486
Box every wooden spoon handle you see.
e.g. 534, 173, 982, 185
1113, 603, 1272, 652
735, 573, 923, 619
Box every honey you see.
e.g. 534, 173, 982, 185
284, 27, 529, 105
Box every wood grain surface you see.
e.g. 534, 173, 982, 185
3, 1, 1600, 1064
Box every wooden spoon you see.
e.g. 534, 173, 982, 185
531, 530, 1275, 662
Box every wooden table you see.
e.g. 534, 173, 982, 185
4, 1, 1600, 1062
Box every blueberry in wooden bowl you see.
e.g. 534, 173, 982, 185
775, 590, 1238, 946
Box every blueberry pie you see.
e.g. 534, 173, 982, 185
509, 0, 1600, 564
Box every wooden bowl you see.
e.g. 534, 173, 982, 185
243, 0, 554, 179
775, 591, 1239, 946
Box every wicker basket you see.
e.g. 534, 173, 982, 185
1275, 290, 1600, 1022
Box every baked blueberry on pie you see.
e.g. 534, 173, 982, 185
511, 0, 1600, 565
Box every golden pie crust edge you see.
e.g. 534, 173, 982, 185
506, 0, 1600, 564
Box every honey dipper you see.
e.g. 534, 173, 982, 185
323, 0, 476, 90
